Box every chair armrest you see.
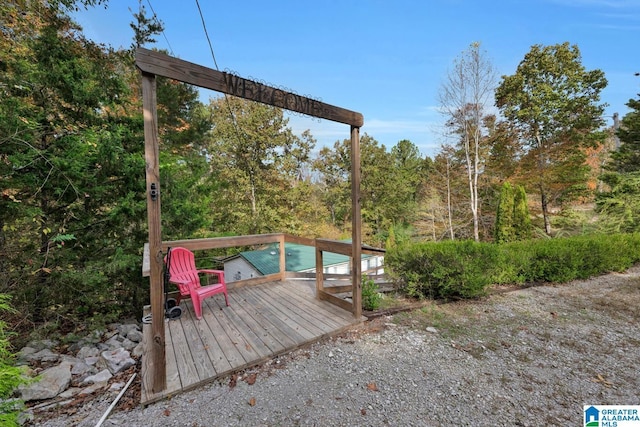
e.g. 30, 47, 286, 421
197, 269, 224, 275
197, 269, 225, 285
169, 274, 195, 284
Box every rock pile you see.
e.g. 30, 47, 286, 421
14, 323, 142, 411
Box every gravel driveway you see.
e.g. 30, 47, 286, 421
36, 266, 640, 426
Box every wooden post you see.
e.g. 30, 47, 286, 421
141, 72, 166, 393
350, 125, 362, 318
278, 234, 286, 281
315, 241, 324, 299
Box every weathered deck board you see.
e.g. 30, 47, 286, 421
224, 290, 289, 353
278, 281, 354, 329
141, 279, 364, 405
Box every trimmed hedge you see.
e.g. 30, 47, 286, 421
385, 233, 640, 300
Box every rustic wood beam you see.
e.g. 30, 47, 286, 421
351, 125, 362, 319
278, 234, 286, 281
316, 238, 352, 256
315, 243, 324, 300
141, 72, 166, 393
318, 289, 353, 312
159, 234, 283, 252
135, 48, 363, 127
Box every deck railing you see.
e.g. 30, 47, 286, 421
143, 233, 385, 315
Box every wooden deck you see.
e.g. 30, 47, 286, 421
141, 279, 365, 405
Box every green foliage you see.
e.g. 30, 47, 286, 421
607, 96, 640, 173
597, 172, 640, 233
494, 182, 515, 243
495, 42, 607, 235
513, 185, 532, 240
129, 2, 164, 49
495, 183, 532, 243
314, 136, 425, 244
597, 96, 640, 233
387, 234, 640, 300
205, 97, 315, 235
386, 240, 497, 300
362, 278, 381, 311
0, 295, 29, 426
502, 234, 640, 283
0, 2, 201, 332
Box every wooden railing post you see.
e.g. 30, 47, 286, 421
351, 125, 362, 319
278, 234, 286, 281
142, 71, 166, 393
315, 240, 324, 300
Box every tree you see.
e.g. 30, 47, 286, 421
390, 139, 423, 225
494, 182, 515, 243
494, 182, 532, 243
606, 96, 640, 173
205, 97, 315, 235
495, 42, 607, 235
313, 142, 352, 229
313, 135, 424, 245
425, 145, 469, 240
513, 184, 532, 240
0, 0, 199, 330
596, 94, 640, 232
129, 1, 163, 50
0, 2, 139, 323
439, 42, 497, 241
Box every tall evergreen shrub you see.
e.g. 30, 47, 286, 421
513, 185, 532, 240
495, 182, 515, 243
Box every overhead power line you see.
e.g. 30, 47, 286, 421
145, 0, 174, 55
194, 0, 220, 71
194, 0, 247, 147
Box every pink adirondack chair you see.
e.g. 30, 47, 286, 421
165, 247, 229, 320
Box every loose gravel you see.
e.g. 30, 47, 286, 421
35, 266, 640, 427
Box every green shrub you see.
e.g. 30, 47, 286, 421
362, 278, 382, 311
387, 233, 640, 301
387, 240, 498, 300
0, 295, 29, 426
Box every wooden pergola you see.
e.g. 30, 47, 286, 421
136, 48, 364, 395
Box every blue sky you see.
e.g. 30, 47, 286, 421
74, 0, 640, 157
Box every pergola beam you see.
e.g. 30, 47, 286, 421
136, 48, 363, 127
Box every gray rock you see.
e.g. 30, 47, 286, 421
100, 348, 135, 374
84, 356, 100, 366
104, 335, 123, 350
80, 369, 112, 386
117, 324, 140, 337
109, 381, 125, 392
79, 382, 108, 396
71, 361, 93, 376
58, 387, 82, 399
26, 339, 58, 351
127, 329, 143, 343
19, 361, 72, 401
77, 346, 100, 360
29, 348, 60, 363
96, 343, 110, 352
120, 338, 136, 351
16, 347, 37, 364
426, 326, 439, 334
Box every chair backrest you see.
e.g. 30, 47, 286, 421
166, 247, 200, 294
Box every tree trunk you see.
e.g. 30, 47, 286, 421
446, 158, 454, 240
540, 187, 551, 235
